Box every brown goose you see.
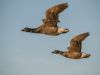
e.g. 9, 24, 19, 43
52, 32, 91, 59
21, 3, 69, 36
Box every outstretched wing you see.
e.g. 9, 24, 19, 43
43, 3, 68, 27
68, 32, 90, 52
47, 3, 68, 13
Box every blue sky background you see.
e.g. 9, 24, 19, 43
0, 0, 100, 75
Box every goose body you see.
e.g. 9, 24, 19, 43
52, 32, 91, 59
21, 3, 69, 36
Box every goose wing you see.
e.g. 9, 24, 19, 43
42, 3, 68, 27
68, 32, 90, 52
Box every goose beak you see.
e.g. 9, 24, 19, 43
21, 28, 25, 31
51, 51, 54, 53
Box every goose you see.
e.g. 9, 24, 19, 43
52, 32, 91, 59
21, 3, 69, 36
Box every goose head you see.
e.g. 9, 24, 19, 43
52, 50, 60, 54
21, 27, 32, 32
52, 50, 64, 55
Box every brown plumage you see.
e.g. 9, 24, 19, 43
21, 3, 69, 36
44, 3, 69, 23
52, 32, 91, 59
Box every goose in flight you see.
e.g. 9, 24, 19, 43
52, 32, 91, 59
21, 3, 69, 36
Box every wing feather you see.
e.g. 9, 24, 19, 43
43, 3, 68, 27
68, 32, 89, 52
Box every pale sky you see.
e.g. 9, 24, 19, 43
0, 0, 100, 75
